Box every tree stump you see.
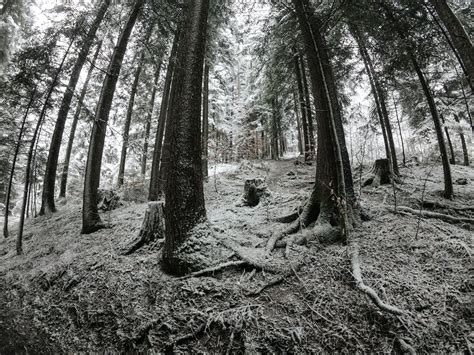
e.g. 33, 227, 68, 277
243, 178, 269, 207
121, 201, 165, 255
363, 159, 391, 188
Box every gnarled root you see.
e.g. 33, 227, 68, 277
347, 236, 405, 315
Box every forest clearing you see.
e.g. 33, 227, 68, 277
0, 0, 473, 353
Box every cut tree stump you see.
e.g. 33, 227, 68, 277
243, 178, 269, 207
97, 189, 122, 211
121, 201, 165, 255
363, 159, 391, 188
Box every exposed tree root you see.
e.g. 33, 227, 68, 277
179, 261, 247, 280
274, 204, 305, 223
121, 202, 165, 255
393, 206, 474, 225
419, 200, 474, 212
394, 338, 417, 355
347, 238, 405, 315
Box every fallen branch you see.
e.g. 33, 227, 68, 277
245, 274, 287, 296
419, 199, 474, 212
348, 238, 405, 316
393, 206, 474, 225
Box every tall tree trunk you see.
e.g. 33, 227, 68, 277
299, 0, 354, 199
17, 39, 74, 254
40, 0, 110, 215
292, 88, 303, 155
141, 60, 162, 177
454, 114, 469, 166
411, 56, 454, 199
352, 27, 398, 175
202, 61, 209, 178
149, 32, 180, 201
82, 0, 143, 234
117, 46, 148, 187
4, 88, 35, 238
392, 94, 406, 166
428, 0, 474, 89
59, 40, 103, 198
161, 0, 209, 275
299, 53, 316, 157
293, 53, 311, 161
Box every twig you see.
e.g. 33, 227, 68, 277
415, 157, 440, 239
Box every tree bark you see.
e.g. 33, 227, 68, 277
59, 40, 103, 198
18, 38, 74, 254
161, 0, 209, 275
149, 32, 180, 201
82, 0, 143, 234
40, 0, 110, 215
293, 53, 311, 161
202, 61, 209, 178
441, 114, 456, 164
141, 60, 162, 177
3, 88, 35, 238
299, 52, 316, 157
411, 56, 454, 199
428, 0, 474, 89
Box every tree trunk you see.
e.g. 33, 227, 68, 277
117, 47, 147, 187
59, 40, 103, 198
292, 88, 303, 155
161, 0, 209, 275
392, 94, 406, 166
141, 60, 162, 177
351, 26, 399, 176
202, 61, 209, 178
293, 53, 311, 161
292, 0, 348, 228
82, 0, 143, 234
149, 32, 180, 201
40, 0, 110, 215
411, 56, 454, 199
3, 88, 35, 238
299, 0, 354, 200
17, 38, 74, 254
429, 0, 474, 89
441, 114, 456, 164
299, 52, 316, 157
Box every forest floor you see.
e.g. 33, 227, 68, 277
0, 159, 472, 353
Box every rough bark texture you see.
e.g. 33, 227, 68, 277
82, 0, 143, 234
3, 90, 35, 238
149, 32, 180, 201
59, 40, 103, 198
141, 61, 162, 177
392, 94, 406, 166
40, 0, 110, 215
18, 39, 74, 254
429, 0, 474, 89
243, 178, 268, 207
363, 159, 391, 187
412, 56, 454, 199
117, 49, 146, 187
161, 0, 209, 275
299, 52, 316, 158
292, 88, 304, 155
202, 62, 209, 178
